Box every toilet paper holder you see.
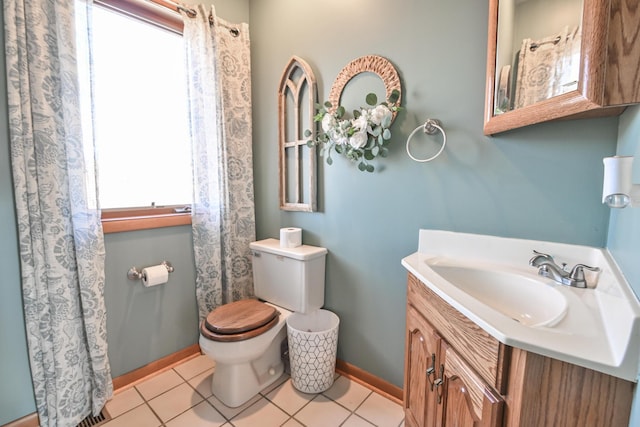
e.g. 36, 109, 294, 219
127, 261, 174, 281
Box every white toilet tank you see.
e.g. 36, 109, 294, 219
249, 238, 327, 314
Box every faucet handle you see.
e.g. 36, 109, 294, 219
530, 250, 555, 267
569, 264, 601, 285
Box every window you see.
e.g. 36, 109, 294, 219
82, 0, 192, 232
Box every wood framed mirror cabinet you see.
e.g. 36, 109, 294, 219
484, 0, 640, 136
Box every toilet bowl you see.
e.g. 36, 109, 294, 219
199, 238, 327, 408
199, 300, 292, 407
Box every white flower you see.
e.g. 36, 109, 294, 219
359, 108, 372, 123
370, 105, 392, 126
308, 90, 400, 172
321, 113, 337, 133
352, 114, 369, 133
329, 127, 348, 146
349, 130, 368, 149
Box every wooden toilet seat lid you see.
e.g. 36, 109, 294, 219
201, 299, 279, 342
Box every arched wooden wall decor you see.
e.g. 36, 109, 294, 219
328, 55, 402, 123
278, 56, 318, 212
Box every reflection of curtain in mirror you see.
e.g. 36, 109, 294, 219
515, 26, 581, 109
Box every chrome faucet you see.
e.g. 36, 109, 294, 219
529, 250, 600, 288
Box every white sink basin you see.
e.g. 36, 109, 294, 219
429, 263, 568, 327
401, 229, 640, 382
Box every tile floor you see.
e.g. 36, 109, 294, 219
104, 355, 405, 427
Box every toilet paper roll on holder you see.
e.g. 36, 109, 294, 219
127, 261, 174, 281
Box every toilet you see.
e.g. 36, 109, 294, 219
199, 238, 327, 407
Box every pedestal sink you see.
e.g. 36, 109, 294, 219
428, 262, 568, 327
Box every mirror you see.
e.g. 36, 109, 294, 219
494, 0, 583, 114
483, 0, 638, 135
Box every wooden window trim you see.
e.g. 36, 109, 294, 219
93, 0, 191, 233
102, 207, 191, 233
94, 0, 184, 34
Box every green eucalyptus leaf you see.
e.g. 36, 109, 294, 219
382, 114, 392, 128
335, 145, 343, 154
383, 128, 391, 140
372, 127, 381, 137
372, 145, 380, 157
353, 110, 361, 119
380, 147, 389, 157
304, 129, 312, 137
388, 89, 400, 104
358, 161, 367, 171
306, 140, 314, 147
378, 135, 384, 144
336, 106, 345, 118
366, 164, 375, 172
324, 101, 333, 108
365, 93, 378, 106
327, 156, 333, 165
364, 150, 375, 160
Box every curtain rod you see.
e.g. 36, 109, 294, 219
148, 0, 196, 17
147, 0, 240, 36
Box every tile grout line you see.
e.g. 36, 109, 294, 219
104, 384, 162, 426
108, 362, 402, 427
147, 365, 233, 427
270, 381, 377, 427
336, 389, 374, 427
259, 374, 384, 427
109, 364, 211, 427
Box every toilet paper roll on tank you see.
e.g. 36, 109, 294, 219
280, 227, 302, 248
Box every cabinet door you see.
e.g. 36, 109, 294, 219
438, 343, 504, 427
404, 305, 441, 427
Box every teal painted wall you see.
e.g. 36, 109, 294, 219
607, 104, 640, 426
2, 0, 638, 425
249, 0, 616, 388
104, 227, 198, 377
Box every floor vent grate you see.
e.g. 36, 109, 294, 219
76, 410, 109, 427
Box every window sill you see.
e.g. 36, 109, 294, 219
102, 211, 191, 233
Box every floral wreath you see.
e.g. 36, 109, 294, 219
305, 89, 401, 172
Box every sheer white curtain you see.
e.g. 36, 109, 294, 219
4, 1, 112, 425
182, 5, 256, 321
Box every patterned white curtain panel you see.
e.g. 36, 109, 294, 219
4, 0, 112, 425
182, 5, 256, 322
515, 26, 581, 109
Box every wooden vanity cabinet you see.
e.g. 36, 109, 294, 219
405, 289, 504, 427
405, 304, 441, 427
404, 273, 634, 427
438, 343, 504, 427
